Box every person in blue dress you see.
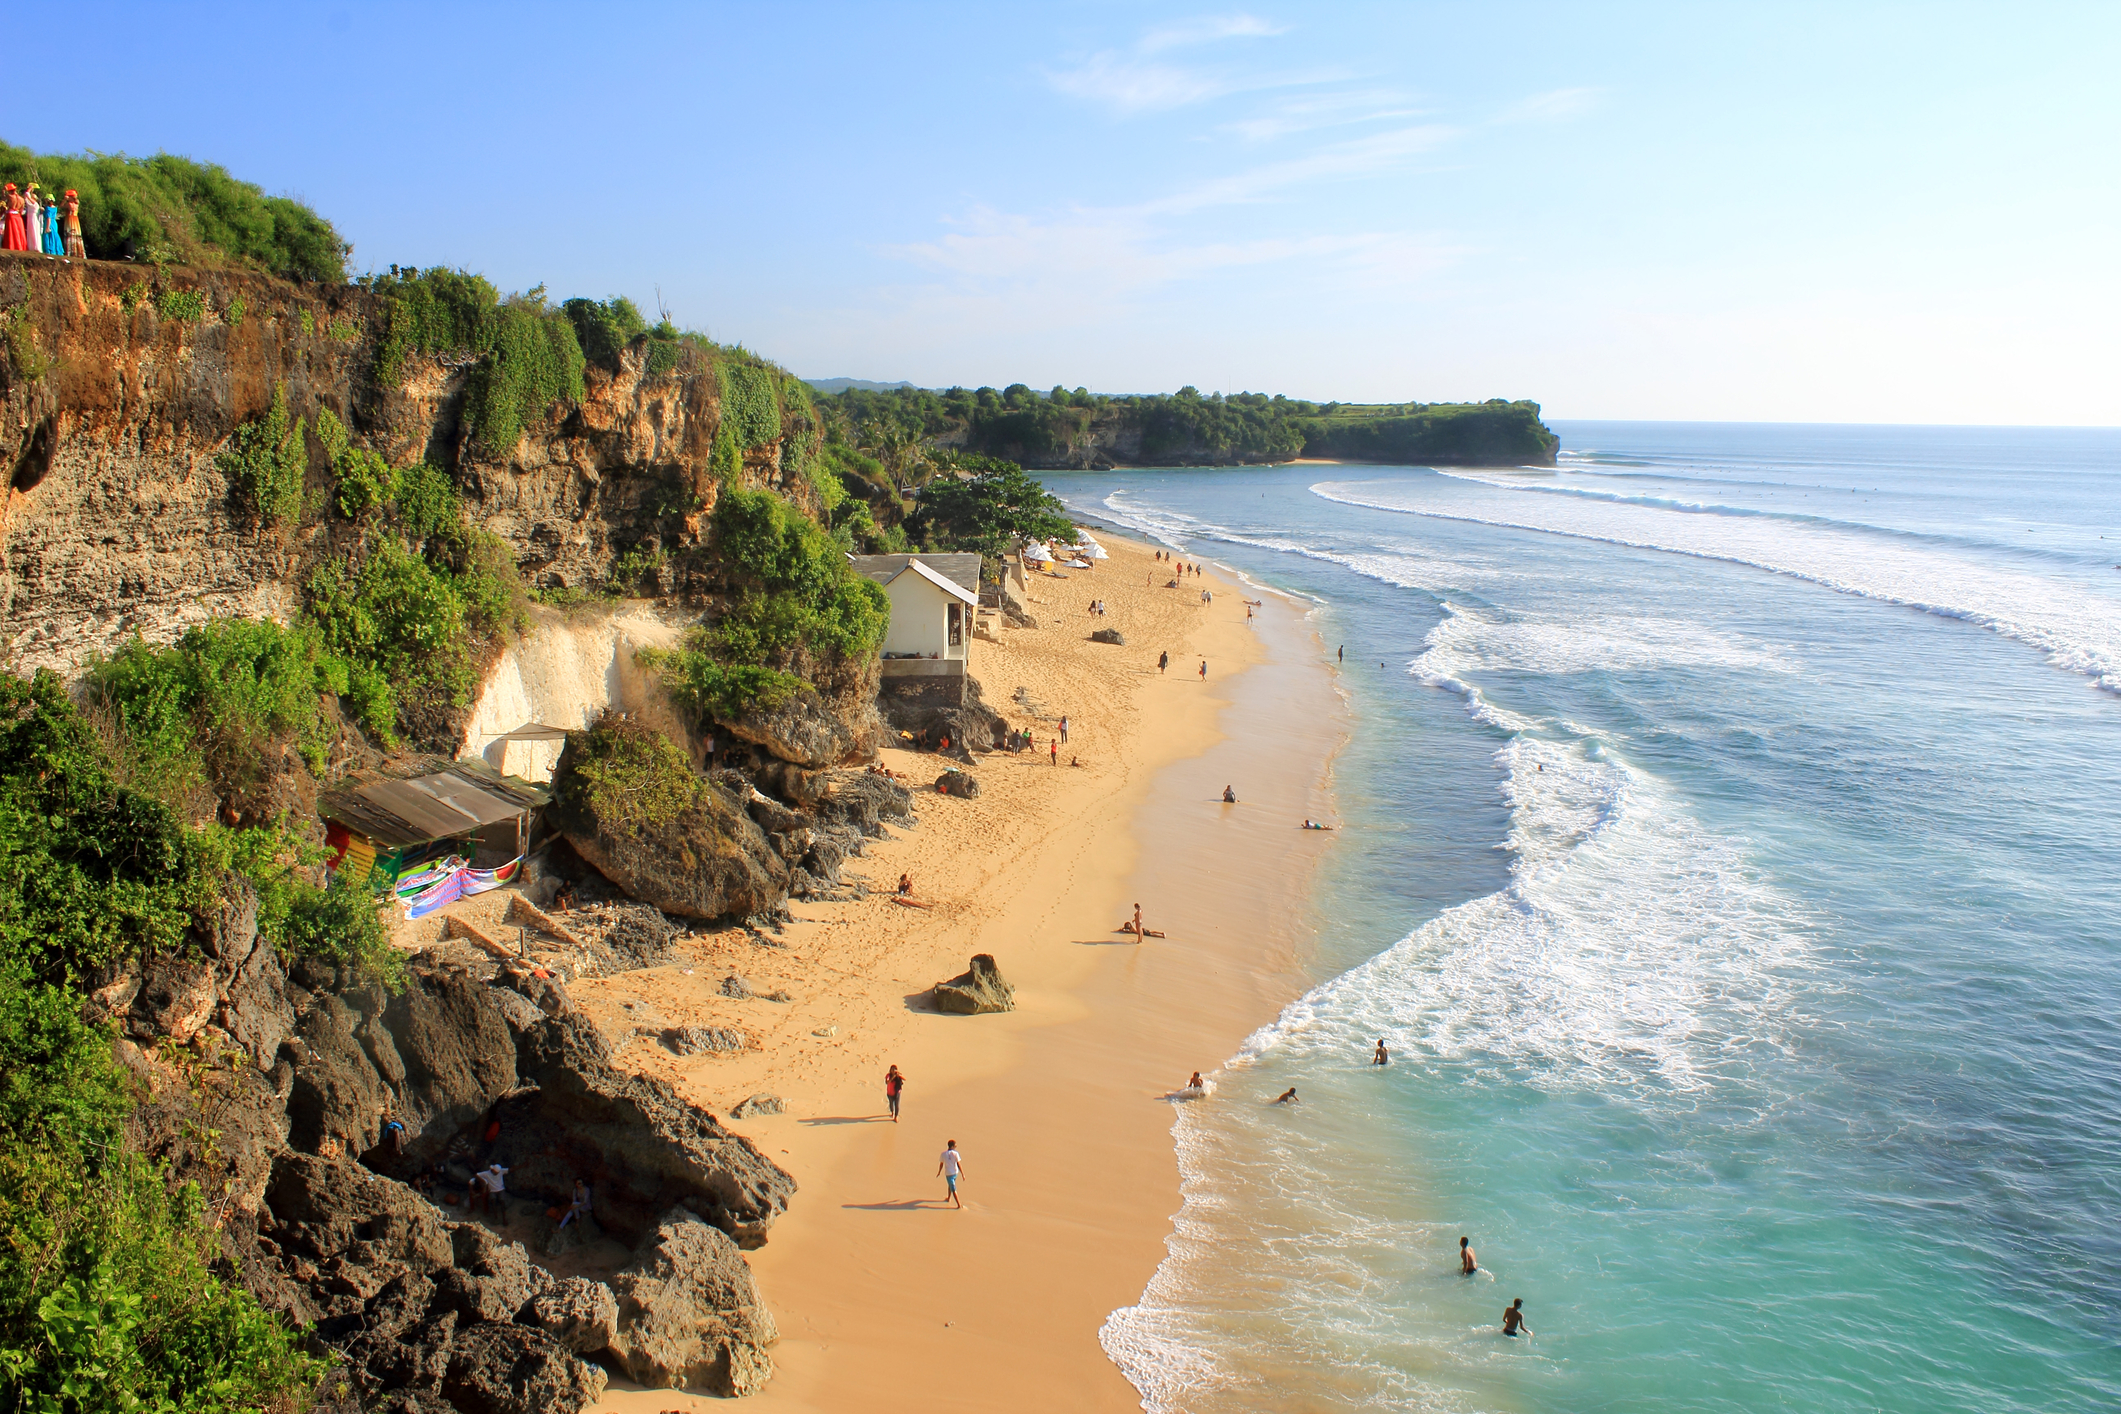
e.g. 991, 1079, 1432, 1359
42, 200, 62, 256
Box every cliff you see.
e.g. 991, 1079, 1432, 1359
0, 253, 828, 685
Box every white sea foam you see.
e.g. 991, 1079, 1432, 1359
1312, 477, 2121, 693
1103, 600, 1817, 1411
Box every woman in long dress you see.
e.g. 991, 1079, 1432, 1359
21, 186, 42, 256
61, 191, 83, 259
1, 186, 28, 252
42, 198, 62, 256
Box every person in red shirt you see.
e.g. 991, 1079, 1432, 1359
884, 1065, 904, 1122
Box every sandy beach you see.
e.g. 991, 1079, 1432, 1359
421, 534, 1343, 1411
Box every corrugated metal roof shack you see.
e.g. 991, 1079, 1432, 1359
322, 760, 549, 916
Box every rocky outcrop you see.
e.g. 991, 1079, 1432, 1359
879, 671, 1010, 753
606, 1210, 780, 1397
113, 942, 793, 1408
716, 684, 858, 768
1089, 627, 1126, 645
936, 770, 980, 798
729, 1094, 783, 1119
932, 954, 1015, 1015
546, 724, 790, 921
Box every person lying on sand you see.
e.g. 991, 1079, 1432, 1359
1302, 819, 1334, 830
898, 874, 912, 896
1274, 1088, 1299, 1104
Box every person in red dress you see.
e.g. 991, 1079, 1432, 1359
2, 186, 30, 252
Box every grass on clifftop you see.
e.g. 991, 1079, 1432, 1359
0, 140, 348, 282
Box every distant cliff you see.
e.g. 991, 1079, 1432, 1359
818, 384, 1559, 470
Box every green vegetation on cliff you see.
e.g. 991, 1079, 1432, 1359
641, 488, 890, 722
0, 669, 366, 1412
0, 140, 349, 282
820, 382, 1558, 469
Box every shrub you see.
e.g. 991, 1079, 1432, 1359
708, 488, 889, 661
311, 406, 400, 519
216, 382, 306, 528
154, 287, 205, 322
717, 358, 782, 449
88, 620, 346, 811
562, 295, 647, 373
710, 426, 742, 489
370, 267, 499, 385
464, 296, 585, 457
224, 296, 244, 328
394, 460, 462, 540
638, 637, 807, 721
555, 713, 701, 835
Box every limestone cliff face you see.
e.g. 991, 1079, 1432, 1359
0, 252, 823, 679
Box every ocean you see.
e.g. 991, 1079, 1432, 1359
1042, 422, 2121, 1414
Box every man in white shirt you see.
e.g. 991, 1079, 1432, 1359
472, 1163, 508, 1219
936, 1141, 964, 1209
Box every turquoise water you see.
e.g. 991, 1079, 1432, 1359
1044, 423, 2121, 1413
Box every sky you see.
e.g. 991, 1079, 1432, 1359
12, 1, 2120, 423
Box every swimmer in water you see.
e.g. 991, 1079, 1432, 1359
1502, 1299, 1530, 1337
1373, 1039, 1389, 1066
1274, 1087, 1299, 1104
1460, 1236, 1477, 1275
1186, 1072, 1205, 1091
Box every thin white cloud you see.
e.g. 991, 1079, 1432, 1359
1139, 13, 1287, 53
1498, 87, 1602, 123
1144, 123, 1460, 214
1047, 11, 1294, 114
1222, 89, 1426, 143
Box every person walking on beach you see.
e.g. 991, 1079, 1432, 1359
1050, 738, 1059, 766
1159, 651, 1169, 675
937, 1140, 964, 1208
1373, 1039, 1390, 1066
1502, 1299, 1531, 1337
1338, 645, 1344, 662
1199, 660, 1208, 681
885, 1065, 904, 1121
1460, 1237, 1477, 1275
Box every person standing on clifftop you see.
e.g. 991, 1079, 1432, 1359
61, 191, 83, 260
937, 1140, 964, 1208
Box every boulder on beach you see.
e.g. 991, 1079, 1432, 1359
935, 770, 981, 798
932, 954, 1015, 1015
546, 712, 789, 920
606, 1209, 781, 1397
730, 1093, 784, 1118
1089, 627, 1126, 645
714, 684, 858, 768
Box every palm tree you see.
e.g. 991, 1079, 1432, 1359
860, 419, 935, 498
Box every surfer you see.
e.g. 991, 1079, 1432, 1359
1502, 1299, 1531, 1337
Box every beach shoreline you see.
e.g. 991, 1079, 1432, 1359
569, 534, 1343, 1412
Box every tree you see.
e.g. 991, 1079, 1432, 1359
910, 461, 1074, 568
857, 419, 935, 497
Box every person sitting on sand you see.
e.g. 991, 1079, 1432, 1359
898, 873, 912, 895
1223, 785, 1237, 803
1274, 1087, 1299, 1104
1131, 903, 1144, 940
1373, 1039, 1390, 1066
1460, 1236, 1477, 1275
1502, 1299, 1530, 1337
558, 1178, 592, 1229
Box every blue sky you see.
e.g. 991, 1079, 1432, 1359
15, 2, 2119, 422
